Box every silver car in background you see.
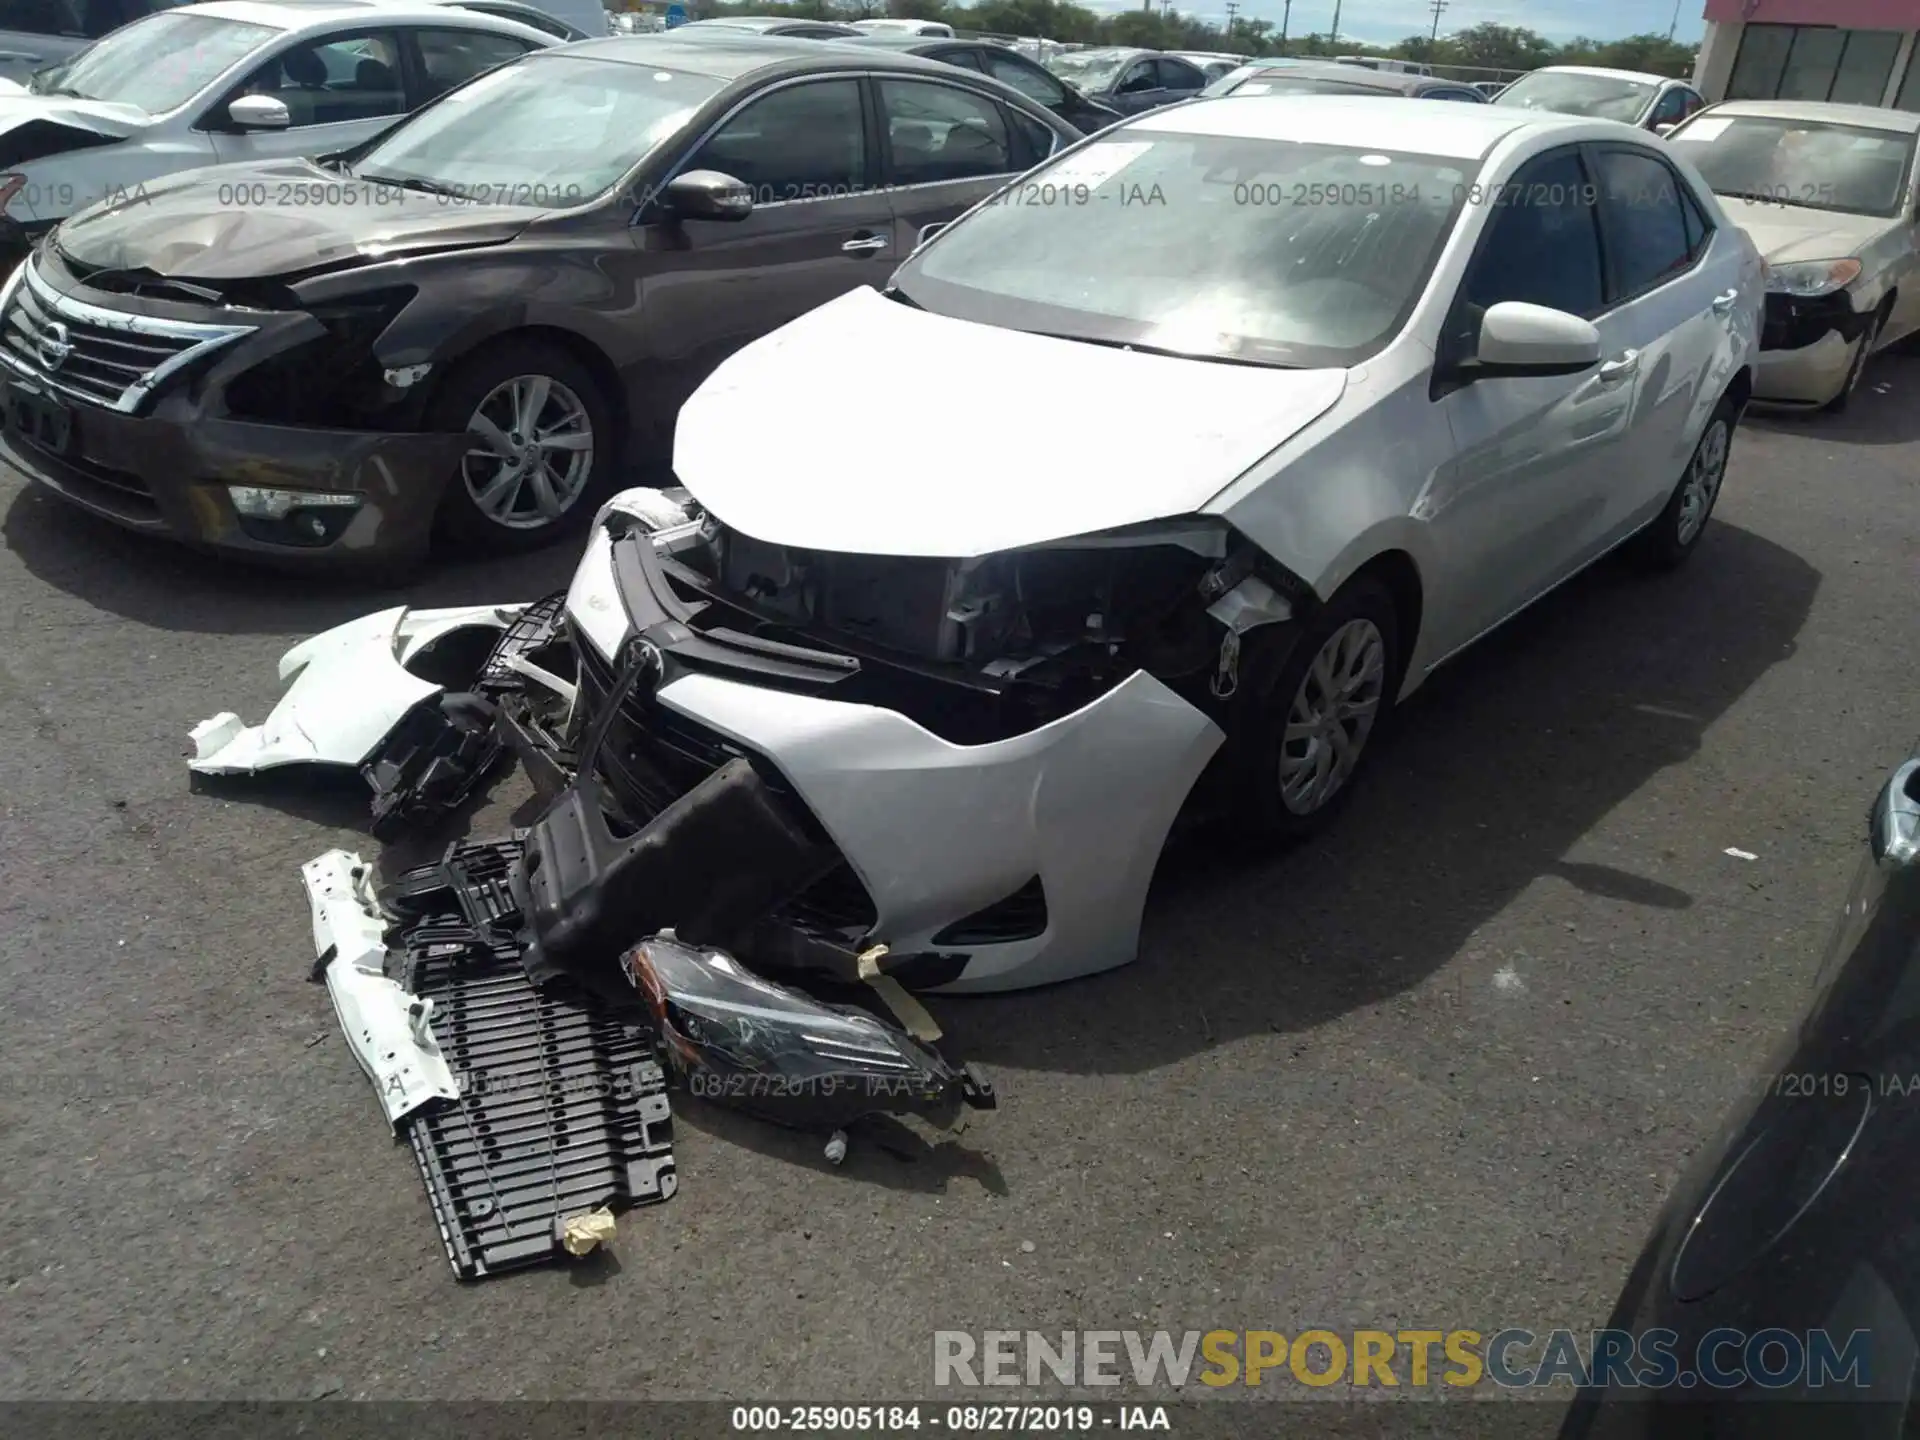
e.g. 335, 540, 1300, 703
548, 96, 1763, 992
1667, 99, 1920, 410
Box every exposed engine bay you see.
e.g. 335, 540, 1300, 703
607, 491, 1302, 743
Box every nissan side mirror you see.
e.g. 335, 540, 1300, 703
914, 221, 947, 251
664, 169, 753, 221
228, 94, 291, 130
1654, 121, 1677, 136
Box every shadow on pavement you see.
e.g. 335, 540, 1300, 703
943, 519, 1820, 1076
0, 478, 580, 636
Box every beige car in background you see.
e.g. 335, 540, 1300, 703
1667, 99, 1920, 411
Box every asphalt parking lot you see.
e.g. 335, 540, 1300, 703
1, 357, 1917, 1409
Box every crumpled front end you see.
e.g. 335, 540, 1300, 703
551, 489, 1292, 993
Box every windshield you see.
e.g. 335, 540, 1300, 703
1048, 51, 1130, 90
355, 54, 720, 207
30, 13, 274, 112
1494, 70, 1655, 122
893, 133, 1470, 368
1670, 114, 1916, 218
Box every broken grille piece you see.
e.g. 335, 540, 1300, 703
388, 840, 677, 1279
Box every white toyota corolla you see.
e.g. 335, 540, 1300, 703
203, 95, 1765, 996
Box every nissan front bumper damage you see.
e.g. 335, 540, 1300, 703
190, 595, 575, 837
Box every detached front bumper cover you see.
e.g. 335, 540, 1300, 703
191, 597, 574, 836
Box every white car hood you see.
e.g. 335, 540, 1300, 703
0, 92, 147, 140
673, 286, 1348, 558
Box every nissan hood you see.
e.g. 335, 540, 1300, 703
673, 286, 1348, 558
52, 159, 536, 280
1718, 196, 1892, 265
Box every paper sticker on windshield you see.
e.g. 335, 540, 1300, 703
1045, 142, 1153, 190
1672, 117, 1730, 142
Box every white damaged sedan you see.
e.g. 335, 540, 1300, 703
206, 96, 1765, 994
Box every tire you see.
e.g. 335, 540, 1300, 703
1823, 303, 1887, 414
429, 338, 617, 555
1224, 575, 1400, 844
1626, 394, 1736, 572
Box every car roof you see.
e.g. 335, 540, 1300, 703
1521, 63, 1675, 84
1223, 59, 1444, 94
1698, 98, 1920, 133
1138, 93, 1591, 157
833, 32, 946, 50
1059, 46, 1150, 60
186, 0, 545, 25
559, 31, 1046, 85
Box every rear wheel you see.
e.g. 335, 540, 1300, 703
1626, 395, 1735, 571
430, 340, 615, 554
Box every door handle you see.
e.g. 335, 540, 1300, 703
1711, 289, 1739, 315
841, 233, 888, 255
1597, 350, 1640, 383
0, 51, 43, 62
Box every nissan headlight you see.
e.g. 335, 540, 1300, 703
1765, 259, 1862, 298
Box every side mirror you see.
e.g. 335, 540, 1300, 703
1871, 759, 1920, 865
663, 169, 753, 221
1454, 301, 1602, 383
228, 94, 291, 131
1654, 121, 1677, 136
914, 221, 947, 250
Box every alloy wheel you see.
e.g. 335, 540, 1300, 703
1675, 418, 1729, 546
460, 374, 595, 531
1278, 617, 1387, 816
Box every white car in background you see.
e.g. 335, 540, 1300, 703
0, 0, 559, 253
1666, 99, 1920, 410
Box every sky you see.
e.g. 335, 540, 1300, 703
1081, 0, 1708, 46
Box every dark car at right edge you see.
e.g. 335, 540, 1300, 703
1564, 750, 1920, 1437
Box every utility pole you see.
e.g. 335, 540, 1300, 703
1328, 0, 1340, 47
1667, 0, 1683, 41
1427, 0, 1447, 46
1223, 0, 1238, 41
1277, 0, 1290, 54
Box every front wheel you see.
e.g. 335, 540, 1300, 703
1626, 396, 1735, 571
430, 340, 616, 555
1823, 308, 1885, 414
1225, 576, 1400, 844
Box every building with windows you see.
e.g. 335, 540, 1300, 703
1695, 1, 1920, 109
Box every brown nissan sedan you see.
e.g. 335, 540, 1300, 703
0, 34, 1079, 566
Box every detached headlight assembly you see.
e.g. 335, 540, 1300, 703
1765, 258, 1862, 298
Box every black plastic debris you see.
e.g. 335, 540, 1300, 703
360, 593, 575, 840
516, 759, 835, 990
363, 692, 503, 841
385, 840, 677, 1279
624, 934, 996, 1133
